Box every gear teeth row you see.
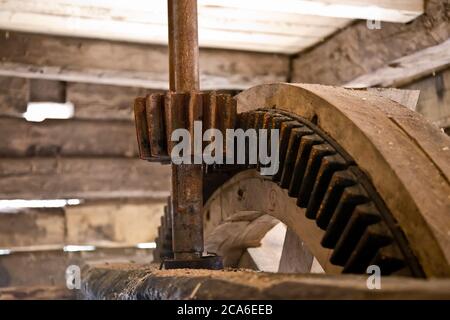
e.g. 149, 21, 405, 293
134, 91, 237, 163
235, 109, 416, 277
306, 154, 347, 218
288, 134, 324, 197
343, 222, 393, 274
153, 197, 174, 262
331, 202, 381, 265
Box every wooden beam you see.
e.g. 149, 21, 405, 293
0, 76, 237, 120
0, 247, 154, 288
0, 286, 75, 300
246, 222, 286, 272
345, 40, 450, 88
0, 31, 289, 90
0, 0, 353, 53
278, 228, 314, 273
65, 200, 164, 245
0, 208, 65, 248
29, 79, 66, 103
403, 67, 450, 129
0, 76, 162, 121
0, 117, 138, 157
291, 0, 448, 85
0, 200, 165, 248
66, 82, 161, 121
201, 0, 424, 23
0, 158, 171, 200
0, 76, 28, 117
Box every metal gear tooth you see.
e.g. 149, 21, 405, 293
238, 112, 250, 130
288, 134, 324, 197
245, 112, 257, 131
297, 143, 336, 207
369, 244, 407, 275
259, 115, 291, 171
273, 120, 302, 182
314, 169, 356, 224
305, 154, 347, 218
330, 202, 381, 266
279, 127, 313, 189
343, 222, 393, 274
272, 117, 295, 130
321, 184, 369, 249
262, 113, 275, 130
254, 111, 266, 131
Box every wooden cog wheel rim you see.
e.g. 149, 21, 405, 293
202, 83, 450, 278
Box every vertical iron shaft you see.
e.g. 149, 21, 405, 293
168, 0, 203, 260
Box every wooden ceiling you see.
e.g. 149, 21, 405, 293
0, 0, 424, 54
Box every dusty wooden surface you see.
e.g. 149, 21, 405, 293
0, 31, 289, 90
0, 286, 74, 300
0, 118, 138, 157
291, 0, 449, 86
0, 158, 170, 199
81, 263, 450, 300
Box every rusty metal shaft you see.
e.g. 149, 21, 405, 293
168, 0, 203, 260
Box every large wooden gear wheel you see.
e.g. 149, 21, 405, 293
158, 83, 450, 279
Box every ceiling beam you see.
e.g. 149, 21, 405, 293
0, 157, 170, 200
291, 0, 448, 86
0, 0, 355, 54
200, 0, 424, 23
0, 117, 139, 158
345, 40, 450, 88
0, 31, 289, 90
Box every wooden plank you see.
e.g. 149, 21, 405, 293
0, 117, 138, 157
29, 79, 66, 103
247, 222, 286, 272
0, 247, 154, 288
0, 158, 171, 200
0, 78, 238, 120
66, 82, 160, 121
403, 68, 450, 129
205, 212, 279, 267
0, 285, 74, 300
0, 76, 28, 117
278, 228, 314, 273
65, 200, 164, 245
0, 0, 351, 33
291, 0, 448, 85
365, 88, 420, 111
200, 0, 423, 23
345, 40, 450, 88
0, 208, 65, 247
0, 10, 323, 54
0, 200, 165, 247
0, 31, 289, 89
0, 0, 353, 53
